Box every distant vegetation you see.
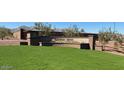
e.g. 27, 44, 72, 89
99, 27, 124, 51
34, 22, 85, 37
0, 22, 85, 39
34, 22, 52, 36
63, 25, 85, 37
0, 27, 12, 40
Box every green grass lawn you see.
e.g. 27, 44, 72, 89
0, 46, 124, 70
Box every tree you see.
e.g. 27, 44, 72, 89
80, 28, 85, 32
0, 27, 12, 40
98, 27, 124, 51
72, 25, 80, 36
34, 22, 52, 36
63, 24, 82, 37
63, 28, 75, 37
114, 33, 124, 44
98, 27, 115, 51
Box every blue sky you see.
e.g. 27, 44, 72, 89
0, 22, 124, 34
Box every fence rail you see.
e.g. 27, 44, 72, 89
95, 41, 124, 54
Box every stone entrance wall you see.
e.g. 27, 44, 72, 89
52, 36, 96, 50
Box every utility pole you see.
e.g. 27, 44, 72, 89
102, 23, 104, 31
113, 22, 116, 32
